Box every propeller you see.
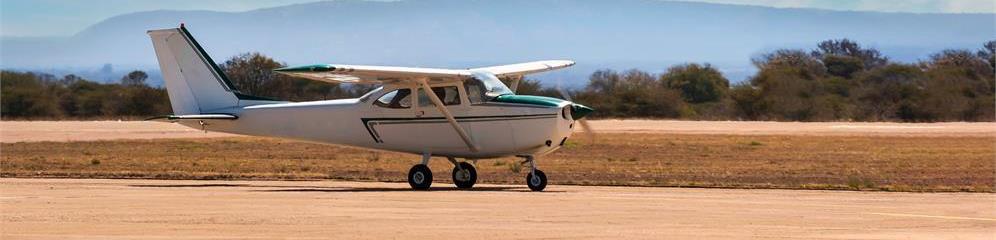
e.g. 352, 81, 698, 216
555, 76, 596, 145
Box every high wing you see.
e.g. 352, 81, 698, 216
274, 64, 471, 84
469, 60, 575, 78
273, 60, 575, 84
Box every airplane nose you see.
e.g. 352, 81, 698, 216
570, 103, 594, 120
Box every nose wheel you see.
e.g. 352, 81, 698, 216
526, 170, 547, 191
522, 155, 547, 191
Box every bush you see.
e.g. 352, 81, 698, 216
660, 63, 729, 103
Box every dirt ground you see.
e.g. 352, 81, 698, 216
2, 121, 993, 239
2, 120, 993, 143
1, 178, 992, 240
2, 121, 994, 192
585, 119, 996, 136
3, 134, 992, 192
0, 121, 235, 143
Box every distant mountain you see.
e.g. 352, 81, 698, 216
2, 0, 993, 86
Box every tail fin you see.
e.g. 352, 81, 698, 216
147, 24, 273, 115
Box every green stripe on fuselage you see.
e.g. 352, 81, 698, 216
494, 95, 567, 107
493, 95, 593, 119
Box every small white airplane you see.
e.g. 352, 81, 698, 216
147, 24, 592, 191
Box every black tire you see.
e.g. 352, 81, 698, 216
408, 164, 432, 190
526, 170, 547, 191
452, 162, 477, 189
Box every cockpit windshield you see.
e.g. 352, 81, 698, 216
465, 71, 513, 104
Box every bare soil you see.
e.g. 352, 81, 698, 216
1, 178, 992, 239
2, 120, 992, 143
3, 133, 992, 192
0, 121, 235, 143
585, 119, 996, 136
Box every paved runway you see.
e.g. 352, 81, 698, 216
1, 178, 992, 239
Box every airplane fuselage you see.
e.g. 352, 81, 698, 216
187, 87, 577, 158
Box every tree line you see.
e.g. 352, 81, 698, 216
2, 39, 993, 122
552, 39, 994, 122
1, 70, 170, 119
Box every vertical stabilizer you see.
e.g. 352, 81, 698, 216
147, 25, 245, 114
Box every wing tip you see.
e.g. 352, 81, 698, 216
274, 64, 335, 72
555, 60, 576, 66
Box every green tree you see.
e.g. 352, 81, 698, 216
0, 71, 62, 118
574, 69, 622, 117
575, 69, 687, 118
811, 39, 888, 69
752, 49, 826, 79
915, 49, 995, 121
66, 80, 113, 117
821, 55, 864, 79
978, 40, 995, 70
219, 52, 285, 97
729, 83, 764, 120
853, 64, 925, 121
745, 49, 853, 121
121, 70, 149, 86
660, 63, 729, 103
219, 52, 365, 101
750, 67, 827, 120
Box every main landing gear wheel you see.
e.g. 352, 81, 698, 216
452, 162, 477, 189
526, 170, 547, 192
408, 164, 432, 190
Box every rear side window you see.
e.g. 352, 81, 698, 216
374, 89, 413, 108
417, 86, 461, 107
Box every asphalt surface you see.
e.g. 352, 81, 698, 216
2, 178, 993, 239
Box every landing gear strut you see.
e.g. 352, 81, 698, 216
522, 156, 547, 191
449, 157, 477, 189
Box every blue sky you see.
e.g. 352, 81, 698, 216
2, 0, 994, 37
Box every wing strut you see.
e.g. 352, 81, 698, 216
417, 78, 480, 152
508, 75, 522, 93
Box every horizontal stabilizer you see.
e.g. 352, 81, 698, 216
146, 114, 238, 122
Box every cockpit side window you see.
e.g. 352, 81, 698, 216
357, 86, 383, 103
465, 72, 514, 104
374, 88, 412, 109
464, 79, 486, 104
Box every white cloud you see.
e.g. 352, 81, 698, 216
939, 0, 996, 13
670, 0, 996, 13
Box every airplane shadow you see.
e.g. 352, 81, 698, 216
252, 186, 542, 193
129, 183, 561, 193
129, 184, 250, 188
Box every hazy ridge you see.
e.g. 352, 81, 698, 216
2, 0, 992, 86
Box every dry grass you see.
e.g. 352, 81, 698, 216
2, 133, 993, 192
